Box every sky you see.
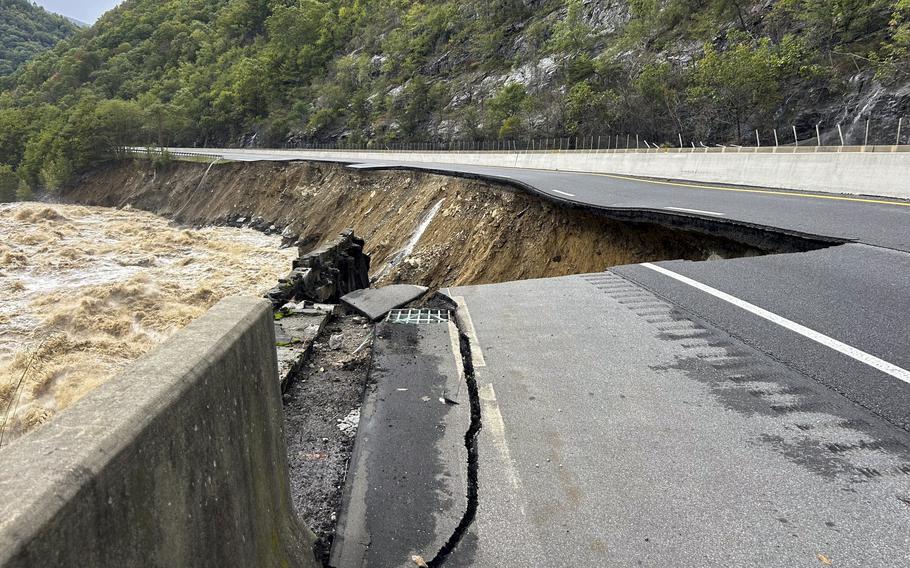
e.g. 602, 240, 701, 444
34, 1, 123, 24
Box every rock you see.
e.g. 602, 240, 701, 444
329, 334, 344, 350
337, 408, 360, 437
265, 229, 371, 308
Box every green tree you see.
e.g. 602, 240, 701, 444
629, 61, 685, 141
772, 0, 892, 47
94, 99, 145, 153
0, 0, 78, 76
876, 0, 910, 80
547, 0, 596, 56
15, 176, 33, 201
0, 164, 18, 202
687, 37, 785, 141
486, 83, 531, 139
565, 81, 621, 137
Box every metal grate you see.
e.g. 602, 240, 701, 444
385, 309, 450, 324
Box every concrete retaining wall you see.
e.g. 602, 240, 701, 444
0, 297, 318, 568
177, 147, 910, 199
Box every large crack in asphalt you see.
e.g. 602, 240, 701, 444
427, 324, 482, 567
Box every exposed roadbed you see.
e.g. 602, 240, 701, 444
283, 314, 374, 564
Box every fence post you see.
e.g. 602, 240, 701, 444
837, 124, 845, 146
898, 118, 903, 145
864, 118, 871, 147
815, 123, 821, 147
773, 129, 779, 147
636, 134, 640, 149
678, 133, 683, 148
793, 125, 799, 147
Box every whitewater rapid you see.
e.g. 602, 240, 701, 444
0, 202, 295, 446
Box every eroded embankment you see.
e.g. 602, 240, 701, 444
67, 160, 774, 289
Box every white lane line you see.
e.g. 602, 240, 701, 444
663, 206, 725, 216
479, 383, 524, 494
452, 296, 486, 367
641, 263, 910, 385
552, 190, 576, 197
445, 321, 465, 403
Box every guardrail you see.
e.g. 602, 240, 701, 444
121, 145, 910, 199
125, 145, 910, 158
123, 147, 223, 161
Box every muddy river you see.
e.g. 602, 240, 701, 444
0, 202, 295, 446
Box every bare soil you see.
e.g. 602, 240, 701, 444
67, 160, 764, 290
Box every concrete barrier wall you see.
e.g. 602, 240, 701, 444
0, 297, 318, 568
174, 147, 910, 199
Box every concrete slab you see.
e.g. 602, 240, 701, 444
341, 284, 429, 321
274, 311, 330, 390
442, 273, 910, 567
330, 320, 470, 568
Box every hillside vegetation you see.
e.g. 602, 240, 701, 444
1, 0, 909, 193
0, 0, 78, 76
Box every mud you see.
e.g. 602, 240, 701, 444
0, 202, 295, 446
67, 160, 768, 290
282, 314, 374, 564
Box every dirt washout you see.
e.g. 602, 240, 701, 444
67, 160, 772, 289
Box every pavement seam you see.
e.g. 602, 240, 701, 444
427, 320, 482, 567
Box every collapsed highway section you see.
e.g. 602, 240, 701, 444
46, 154, 910, 566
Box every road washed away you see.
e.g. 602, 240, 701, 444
0, 203, 295, 446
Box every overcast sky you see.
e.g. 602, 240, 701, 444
35, 1, 123, 24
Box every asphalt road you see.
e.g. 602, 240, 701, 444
166, 148, 910, 565
445, 275, 910, 566
170, 148, 910, 250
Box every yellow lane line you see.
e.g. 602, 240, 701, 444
179, 148, 910, 208
589, 172, 910, 208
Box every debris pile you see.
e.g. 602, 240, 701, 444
337, 408, 360, 438
267, 229, 370, 308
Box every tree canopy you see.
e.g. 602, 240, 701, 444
0, 0, 78, 76
1, 0, 908, 193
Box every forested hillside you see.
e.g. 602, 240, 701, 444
1, 0, 909, 193
0, 0, 78, 76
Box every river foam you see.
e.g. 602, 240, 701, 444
0, 202, 295, 446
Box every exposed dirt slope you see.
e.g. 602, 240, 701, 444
67, 160, 760, 289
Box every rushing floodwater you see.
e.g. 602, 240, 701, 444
0, 203, 295, 446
